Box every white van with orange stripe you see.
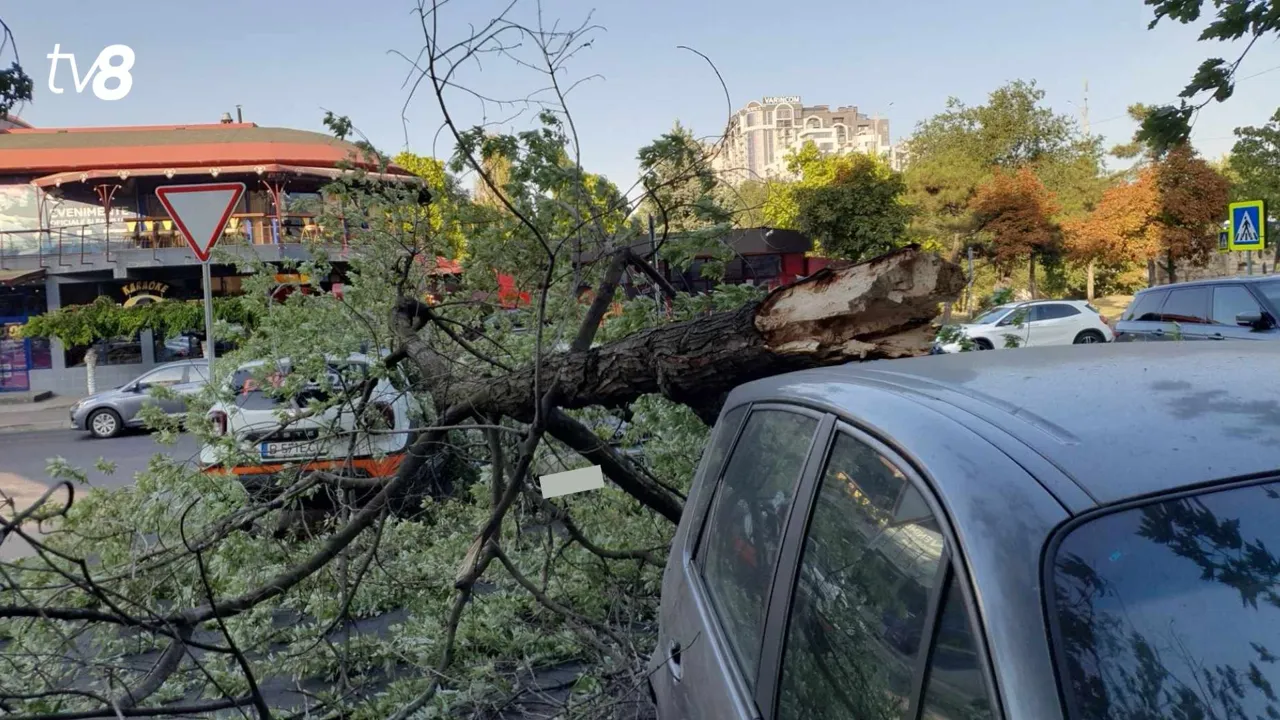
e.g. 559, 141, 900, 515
200, 354, 421, 480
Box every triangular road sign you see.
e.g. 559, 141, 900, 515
155, 183, 245, 262
1237, 212, 1259, 245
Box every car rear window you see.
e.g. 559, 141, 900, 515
1049, 479, 1280, 720
230, 361, 367, 408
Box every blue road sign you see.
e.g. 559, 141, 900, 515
1229, 200, 1266, 251
1220, 230, 1229, 252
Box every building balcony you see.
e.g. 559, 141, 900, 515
0, 213, 349, 275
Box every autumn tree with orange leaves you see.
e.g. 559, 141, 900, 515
971, 167, 1061, 298
1063, 174, 1159, 300
1064, 144, 1228, 294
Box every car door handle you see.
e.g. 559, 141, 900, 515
666, 640, 684, 682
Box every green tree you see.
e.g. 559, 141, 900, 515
765, 144, 913, 261
904, 80, 1103, 280
1140, 0, 1280, 154
636, 122, 727, 235
392, 151, 471, 258
0, 18, 31, 119
1230, 108, 1280, 212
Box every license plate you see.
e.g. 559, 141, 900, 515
260, 441, 321, 459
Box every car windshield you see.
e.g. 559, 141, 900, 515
1254, 280, 1280, 314
1049, 479, 1280, 720
971, 306, 1013, 325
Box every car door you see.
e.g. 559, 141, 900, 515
1024, 304, 1080, 347
168, 362, 209, 415
1155, 285, 1213, 340
1114, 289, 1169, 342
758, 423, 1000, 720
133, 364, 190, 417
655, 404, 825, 720
1209, 284, 1273, 340
991, 305, 1030, 349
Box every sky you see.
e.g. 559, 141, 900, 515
5, 0, 1280, 195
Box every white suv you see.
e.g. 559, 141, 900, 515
200, 354, 421, 478
933, 299, 1114, 353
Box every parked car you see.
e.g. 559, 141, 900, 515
70, 360, 209, 439
932, 299, 1112, 352
200, 354, 422, 480
649, 342, 1280, 719
1114, 276, 1280, 342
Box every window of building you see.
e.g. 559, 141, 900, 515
806, 117, 822, 129
66, 335, 143, 367
819, 143, 834, 152
697, 409, 818, 689
775, 432, 946, 719
747, 112, 760, 127
776, 106, 793, 121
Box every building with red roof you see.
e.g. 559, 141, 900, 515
0, 117, 421, 393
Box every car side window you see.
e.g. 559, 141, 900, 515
775, 431, 946, 720
1211, 285, 1263, 325
697, 408, 818, 689
139, 365, 186, 388
701, 404, 748, 486
1031, 304, 1076, 321
1159, 287, 1210, 324
918, 579, 997, 720
1123, 290, 1168, 322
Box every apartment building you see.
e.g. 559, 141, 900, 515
710, 96, 891, 183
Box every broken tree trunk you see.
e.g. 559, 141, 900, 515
399, 245, 964, 426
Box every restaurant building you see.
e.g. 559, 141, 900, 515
0, 118, 417, 393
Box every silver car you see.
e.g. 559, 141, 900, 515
70, 360, 209, 438
651, 342, 1280, 719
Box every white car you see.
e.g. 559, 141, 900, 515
933, 299, 1114, 353
200, 353, 421, 478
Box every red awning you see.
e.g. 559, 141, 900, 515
31, 164, 418, 189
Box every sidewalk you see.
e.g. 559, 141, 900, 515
0, 394, 78, 434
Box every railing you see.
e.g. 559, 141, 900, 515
0, 214, 348, 268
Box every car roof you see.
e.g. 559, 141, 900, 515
1136, 276, 1280, 293
729, 342, 1280, 510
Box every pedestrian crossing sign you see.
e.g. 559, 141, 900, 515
1228, 200, 1266, 251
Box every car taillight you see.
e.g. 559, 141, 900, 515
1101, 314, 1110, 325
209, 410, 227, 436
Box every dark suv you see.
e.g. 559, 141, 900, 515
1114, 276, 1280, 341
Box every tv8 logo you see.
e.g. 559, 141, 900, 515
46, 44, 136, 101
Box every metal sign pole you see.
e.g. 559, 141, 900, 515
201, 260, 215, 364
1248, 250, 1254, 277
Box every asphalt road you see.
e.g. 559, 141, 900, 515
0, 428, 199, 560
0, 427, 200, 491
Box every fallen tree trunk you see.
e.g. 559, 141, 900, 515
403, 245, 965, 426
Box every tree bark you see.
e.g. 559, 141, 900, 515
398, 245, 964, 427
1027, 252, 1037, 299
1086, 260, 1095, 302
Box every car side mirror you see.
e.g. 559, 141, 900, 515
1237, 310, 1264, 328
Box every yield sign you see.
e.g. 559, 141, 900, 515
155, 183, 245, 262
